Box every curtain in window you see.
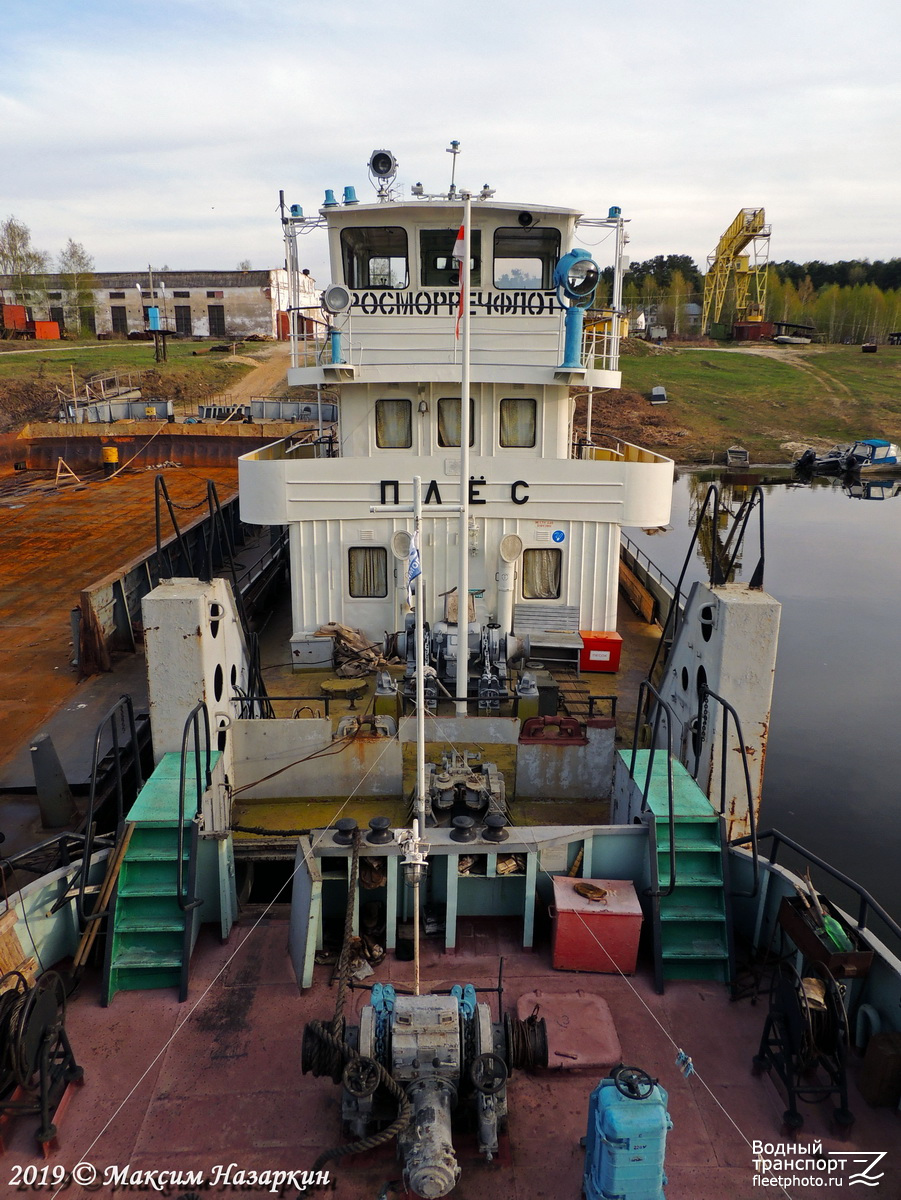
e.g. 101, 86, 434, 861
437, 398, 474, 448
522, 549, 561, 599
348, 547, 388, 597
499, 398, 536, 447
375, 399, 412, 447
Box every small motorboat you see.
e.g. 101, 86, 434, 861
794, 438, 901, 475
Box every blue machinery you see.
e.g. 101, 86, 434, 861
583, 1066, 673, 1200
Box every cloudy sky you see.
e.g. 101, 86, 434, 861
3, 0, 899, 282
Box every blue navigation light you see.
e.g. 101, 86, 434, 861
322, 189, 338, 207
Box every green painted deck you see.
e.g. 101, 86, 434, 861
623, 750, 732, 987
103, 751, 220, 1003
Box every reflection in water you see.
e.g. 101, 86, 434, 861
627, 467, 901, 921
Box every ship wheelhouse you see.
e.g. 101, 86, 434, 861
239, 178, 673, 666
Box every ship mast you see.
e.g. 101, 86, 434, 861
455, 190, 472, 716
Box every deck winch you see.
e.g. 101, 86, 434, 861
394, 613, 530, 712
303, 978, 547, 1197
426, 750, 505, 826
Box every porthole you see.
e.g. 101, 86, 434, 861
680, 667, 689, 691
209, 601, 224, 639
700, 604, 714, 643
214, 664, 224, 702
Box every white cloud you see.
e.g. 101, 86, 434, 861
3, 0, 900, 271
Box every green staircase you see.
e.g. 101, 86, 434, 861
103, 752, 219, 1005
624, 750, 733, 991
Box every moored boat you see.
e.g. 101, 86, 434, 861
2, 145, 901, 1198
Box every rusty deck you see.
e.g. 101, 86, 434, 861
1, 917, 897, 1199
0, 465, 238, 777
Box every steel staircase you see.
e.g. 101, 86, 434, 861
626, 750, 734, 990
102, 749, 219, 1005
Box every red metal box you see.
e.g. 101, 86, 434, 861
32, 321, 60, 340
579, 631, 622, 673
550, 877, 642, 973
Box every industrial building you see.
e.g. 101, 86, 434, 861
0, 268, 318, 340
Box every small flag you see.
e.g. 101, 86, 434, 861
407, 533, 421, 606
452, 223, 466, 339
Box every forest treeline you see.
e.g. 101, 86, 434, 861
599, 255, 901, 342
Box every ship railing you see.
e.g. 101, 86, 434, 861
573, 436, 666, 464
76, 695, 145, 925
696, 686, 759, 898
285, 433, 338, 459
289, 306, 329, 370
176, 701, 211, 914
649, 483, 766, 681
3, 833, 116, 889
620, 533, 680, 603
583, 318, 618, 373
733, 828, 901, 946
628, 680, 677, 897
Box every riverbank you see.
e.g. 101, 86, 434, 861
604, 341, 901, 464
2, 339, 899, 467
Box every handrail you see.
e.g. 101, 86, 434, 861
695, 685, 759, 898
155, 474, 204, 578
176, 701, 211, 913
648, 483, 766, 681
718, 484, 766, 589
77, 695, 144, 924
732, 828, 901, 945
620, 533, 680, 603
628, 681, 677, 896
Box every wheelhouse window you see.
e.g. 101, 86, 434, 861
348, 547, 388, 598
499, 398, 536, 447
437, 397, 475, 447
375, 398, 412, 448
419, 230, 481, 287
342, 227, 408, 289
493, 228, 561, 289
522, 548, 562, 599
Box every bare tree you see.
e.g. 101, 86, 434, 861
0, 215, 50, 308
58, 238, 96, 336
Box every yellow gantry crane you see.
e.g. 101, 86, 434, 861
702, 208, 771, 335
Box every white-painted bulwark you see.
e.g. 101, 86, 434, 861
658, 581, 781, 840
142, 577, 250, 772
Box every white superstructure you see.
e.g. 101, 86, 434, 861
239, 151, 673, 663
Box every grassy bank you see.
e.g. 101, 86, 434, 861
617, 343, 901, 463
0, 339, 261, 427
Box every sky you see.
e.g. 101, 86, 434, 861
3, 0, 900, 284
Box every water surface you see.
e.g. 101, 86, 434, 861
627, 468, 901, 923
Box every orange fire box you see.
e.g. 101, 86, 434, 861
32, 321, 60, 340
550, 877, 643, 973
579, 631, 622, 673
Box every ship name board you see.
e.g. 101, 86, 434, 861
380, 479, 530, 506
352, 290, 558, 317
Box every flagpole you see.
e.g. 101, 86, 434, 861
455, 192, 472, 717
413, 476, 426, 832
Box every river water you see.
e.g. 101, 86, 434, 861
626, 467, 901, 925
